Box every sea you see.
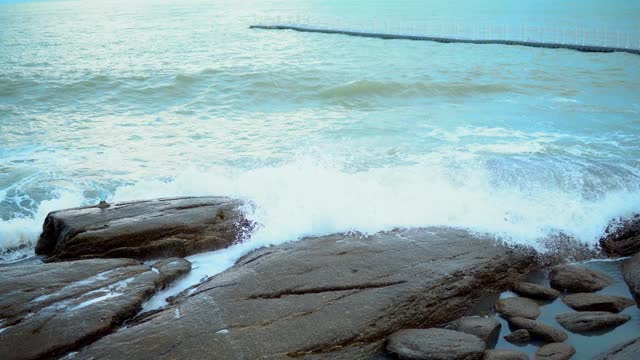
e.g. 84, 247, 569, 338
1, 0, 640, 269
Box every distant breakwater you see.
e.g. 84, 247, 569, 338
250, 24, 640, 56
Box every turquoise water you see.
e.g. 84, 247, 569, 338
1, 0, 640, 261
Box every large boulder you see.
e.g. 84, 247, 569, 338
511, 282, 560, 300
507, 317, 568, 343
549, 265, 613, 293
600, 214, 640, 256
555, 311, 630, 333
386, 328, 485, 360
561, 293, 634, 313
0, 258, 190, 360
494, 296, 540, 319
623, 253, 640, 305
534, 342, 575, 360
594, 337, 640, 360
35, 196, 250, 261
446, 316, 501, 348
75, 228, 535, 359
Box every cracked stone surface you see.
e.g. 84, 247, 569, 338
0, 258, 191, 360
75, 227, 535, 359
594, 337, 640, 360
35, 196, 249, 261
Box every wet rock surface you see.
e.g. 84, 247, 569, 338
623, 253, 640, 305
447, 316, 501, 348
549, 265, 613, 293
594, 337, 640, 360
534, 342, 575, 360
600, 214, 640, 256
506, 317, 568, 343
511, 282, 560, 301
555, 311, 630, 333
561, 293, 634, 313
482, 349, 528, 360
386, 328, 486, 360
73, 228, 534, 359
494, 296, 540, 319
503, 329, 530, 344
35, 196, 249, 261
0, 257, 191, 360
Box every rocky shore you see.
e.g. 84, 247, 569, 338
1, 197, 639, 359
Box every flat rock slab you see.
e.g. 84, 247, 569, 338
503, 329, 530, 344
534, 342, 576, 360
562, 293, 634, 313
600, 214, 640, 256
555, 311, 630, 333
507, 317, 568, 343
495, 296, 540, 319
35, 196, 249, 261
447, 316, 501, 348
624, 253, 640, 306
594, 337, 640, 360
483, 349, 529, 360
511, 282, 560, 300
0, 258, 190, 360
75, 228, 535, 359
386, 328, 485, 360
549, 265, 614, 293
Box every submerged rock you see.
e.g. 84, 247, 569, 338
483, 349, 528, 360
507, 317, 568, 343
562, 293, 634, 313
75, 228, 535, 359
555, 311, 630, 333
386, 328, 485, 360
511, 282, 560, 300
623, 253, 640, 306
0, 258, 190, 360
503, 329, 530, 344
35, 196, 249, 261
534, 342, 576, 360
447, 316, 501, 348
594, 337, 640, 360
549, 265, 613, 293
600, 214, 640, 256
494, 296, 540, 319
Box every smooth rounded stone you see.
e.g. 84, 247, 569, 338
495, 297, 540, 319
562, 293, 635, 313
35, 196, 250, 261
447, 316, 501, 348
555, 311, 631, 333
623, 253, 640, 306
593, 337, 640, 360
511, 282, 560, 300
483, 349, 528, 360
549, 265, 614, 293
503, 329, 530, 344
600, 214, 640, 256
386, 328, 485, 360
534, 342, 576, 360
507, 317, 568, 343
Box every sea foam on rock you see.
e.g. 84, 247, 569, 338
600, 214, 640, 256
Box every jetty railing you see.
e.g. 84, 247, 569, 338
251, 16, 640, 55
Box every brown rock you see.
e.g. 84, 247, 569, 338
624, 253, 640, 306
75, 228, 535, 359
495, 296, 540, 319
562, 293, 634, 313
555, 311, 630, 333
504, 329, 530, 344
511, 282, 560, 300
507, 317, 568, 343
549, 265, 613, 293
0, 258, 190, 360
35, 196, 250, 261
594, 337, 640, 360
484, 349, 529, 360
600, 214, 640, 256
386, 328, 485, 360
447, 316, 501, 348
535, 342, 575, 360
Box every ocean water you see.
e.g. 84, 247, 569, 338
1, 0, 640, 264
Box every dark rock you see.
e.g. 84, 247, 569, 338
0, 258, 190, 360
623, 253, 640, 306
386, 328, 485, 360
555, 311, 630, 333
594, 337, 640, 360
549, 265, 613, 293
511, 282, 560, 300
507, 317, 568, 343
75, 228, 535, 359
600, 214, 640, 256
534, 342, 575, 360
35, 196, 250, 261
447, 316, 501, 348
562, 293, 634, 313
483, 349, 529, 360
495, 296, 540, 319
503, 329, 530, 344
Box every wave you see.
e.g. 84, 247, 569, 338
318, 80, 516, 99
